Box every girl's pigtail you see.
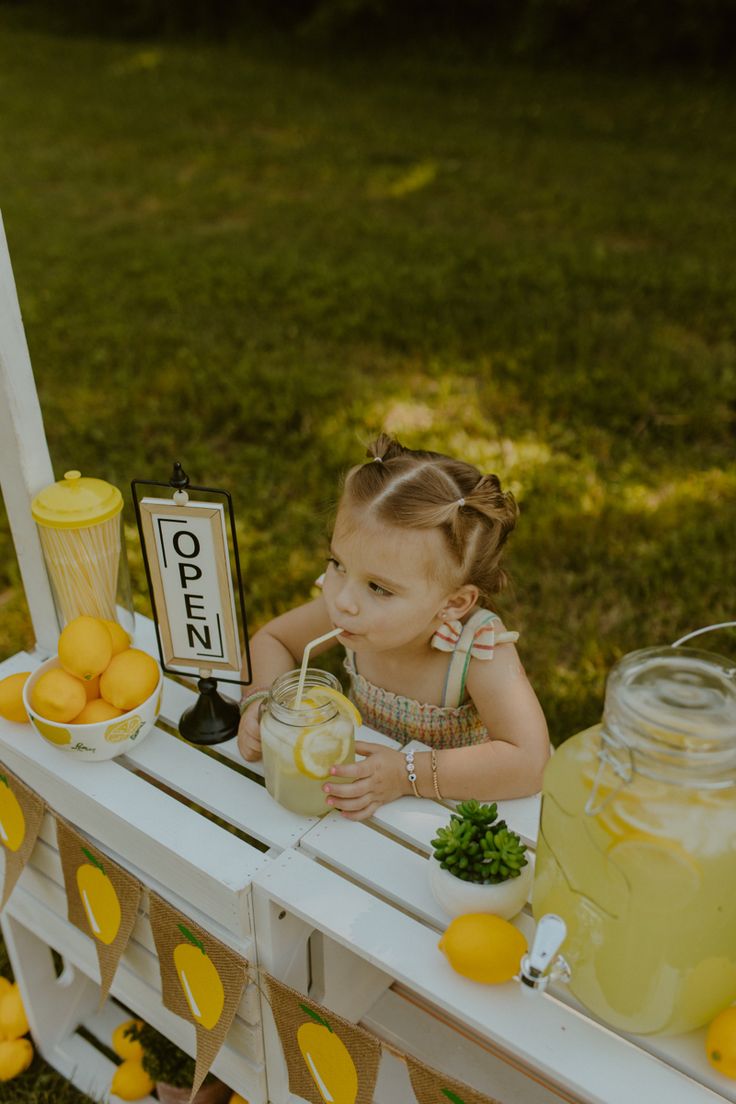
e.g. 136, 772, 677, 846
366, 433, 405, 463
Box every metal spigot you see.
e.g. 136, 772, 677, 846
520, 913, 571, 993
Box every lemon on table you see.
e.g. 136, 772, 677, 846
706, 1006, 736, 1079
110, 1058, 155, 1100
30, 668, 87, 723
0, 673, 31, 723
58, 616, 113, 681
439, 913, 528, 984
229, 1095, 251, 1104
294, 725, 353, 779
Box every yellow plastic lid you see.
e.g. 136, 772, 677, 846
31, 471, 123, 529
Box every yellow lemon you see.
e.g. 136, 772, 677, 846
0, 977, 14, 1040
0, 1037, 33, 1081
0, 773, 26, 852
30, 716, 71, 746
100, 649, 160, 711
438, 913, 528, 984
76, 849, 122, 945
297, 1009, 358, 1104
110, 1058, 155, 1100
173, 923, 225, 1030
58, 616, 113, 681
0, 673, 31, 723
83, 674, 100, 701
111, 1019, 144, 1061
229, 1095, 251, 1104
73, 698, 123, 724
294, 725, 352, 780
0, 984, 29, 1040
102, 619, 131, 656
30, 668, 87, 723
706, 1006, 736, 1079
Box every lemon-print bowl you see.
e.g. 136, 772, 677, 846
23, 656, 163, 762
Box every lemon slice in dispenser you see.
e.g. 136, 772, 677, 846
294, 726, 352, 780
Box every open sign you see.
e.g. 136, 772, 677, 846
138, 498, 241, 675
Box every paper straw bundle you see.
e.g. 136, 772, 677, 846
38, 515, 121, 624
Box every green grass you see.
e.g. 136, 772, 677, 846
0, 18, 734, 1099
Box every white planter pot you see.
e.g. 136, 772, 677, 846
428, 853, 533, 921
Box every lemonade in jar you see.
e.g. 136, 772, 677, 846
260, 669, 358, 816
532, 645, 736, 1036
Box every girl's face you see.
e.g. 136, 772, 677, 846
321, 504, 464, 656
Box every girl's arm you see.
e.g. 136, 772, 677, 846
325, 636, 550, 819
237, 596, 336, 760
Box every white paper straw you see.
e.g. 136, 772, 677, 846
294, 627, 344, 707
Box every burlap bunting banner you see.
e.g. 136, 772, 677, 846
0, 764, 46, 909
56, 818, 142, 1006
407, 1054, 502, 1104
264, 971, 382, 1104
149, 891, 249, 1103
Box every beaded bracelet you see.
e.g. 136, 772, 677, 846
404, 749, 420, 798
239, 688, 269, 716
431, 748, 444, 802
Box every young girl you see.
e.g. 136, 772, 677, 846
237, 434, 550, 820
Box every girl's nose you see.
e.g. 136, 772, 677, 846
335, 583, 359, 617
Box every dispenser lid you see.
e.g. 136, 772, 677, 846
31, 471, 123, 529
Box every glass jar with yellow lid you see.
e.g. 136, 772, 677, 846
31, 471, 135, 636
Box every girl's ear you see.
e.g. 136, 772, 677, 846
438, 584, 479, 622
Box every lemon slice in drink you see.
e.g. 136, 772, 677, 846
294, 726, 353, 779
303, 687, 361, 728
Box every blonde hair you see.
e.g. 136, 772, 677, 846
341, 433, 518, 601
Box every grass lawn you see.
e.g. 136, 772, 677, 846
0, 13, 734, 1102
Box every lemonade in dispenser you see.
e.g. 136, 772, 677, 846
532, 641, 736, 1036
31, 471, 135, 638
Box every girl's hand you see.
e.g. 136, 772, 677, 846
323, 741, 407, 821
237, 701, 263, 762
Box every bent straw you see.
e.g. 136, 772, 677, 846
294, 627, 343, 708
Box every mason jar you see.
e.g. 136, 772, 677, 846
261, 669, 357, 816
532, 644, 736, 1035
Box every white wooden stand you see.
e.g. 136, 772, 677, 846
0, 213, 733, 1104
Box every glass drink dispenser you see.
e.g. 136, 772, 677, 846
31, 471, 135, 637
532, 644, 736, 1036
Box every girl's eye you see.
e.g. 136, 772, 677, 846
369, 581, 392, 597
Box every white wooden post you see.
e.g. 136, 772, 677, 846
0, 210, 59, 654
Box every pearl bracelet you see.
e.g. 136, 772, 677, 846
403, 749, 420, 798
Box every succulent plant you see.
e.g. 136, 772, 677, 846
430, 799, 528, 884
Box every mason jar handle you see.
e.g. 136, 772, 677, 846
672, 621, 736, 648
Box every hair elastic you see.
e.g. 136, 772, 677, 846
373, 456, 383, 463
457, 497, 465, 507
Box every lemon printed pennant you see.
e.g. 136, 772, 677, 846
407, 1054, 502, 1104
149, 893, 248, 1104
0, 765, 46, 909
56, 818, 141, 1006
265, 973, 380, 1104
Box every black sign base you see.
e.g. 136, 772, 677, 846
178, 677, 240, 745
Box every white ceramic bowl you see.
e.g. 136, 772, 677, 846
428, 853, 533, 920
23, 656, 163, 762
